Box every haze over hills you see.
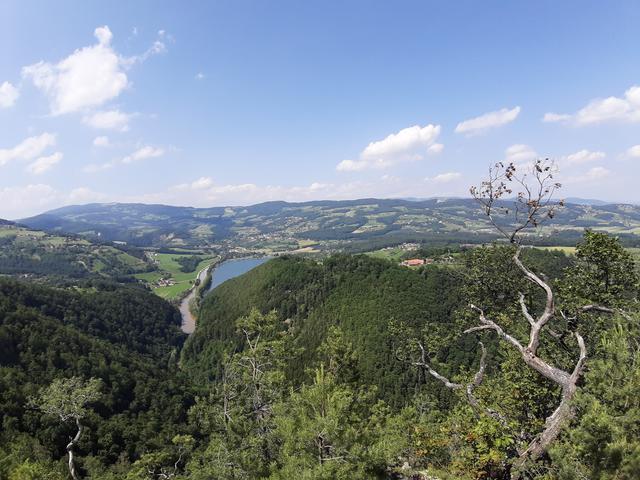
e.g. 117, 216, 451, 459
19, 198, 640, 250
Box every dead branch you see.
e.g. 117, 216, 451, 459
465, 159, 619, 467
411, 340, 508, 425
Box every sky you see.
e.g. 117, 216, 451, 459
1, 0, 640, 219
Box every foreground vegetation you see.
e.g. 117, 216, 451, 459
2, 162, 639, 479
1, 227, 637, 479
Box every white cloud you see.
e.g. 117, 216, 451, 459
93, 136, 110, 147
455, 106, 520, 135
335, 159, 369, 172
625, 145, 640, 158
504, 144, 537, 164
561, 149, 606, 165
566, 166, 611, 184
0, 184, 59, 219
83, 110, 133, 131
542, 112, 570, 123
26, 152, 62, 175
22, 25, 166, 116
427, 143, 444, 155
22, 26, 128, 115
0, 184, 107, 219
94, 25, 113, 45
84, 145, 164, 172
429, 172, 462, 183
0, 81, 19, 108
122, 146, 164, 164
0, 133, 56, 166
585, 166, 611, 179
195, 72, 205, 80
67, 187, 107, 203
543, 85, 640, 125
337, 124, 441, 171
121, 40, 166, 67
190, 176, 214, 189
164, 179, 365, 205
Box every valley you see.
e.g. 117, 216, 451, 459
4, 4, 640, 478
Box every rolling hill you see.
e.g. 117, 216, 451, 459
0, 222, 153, 282
19, 198, 640, 251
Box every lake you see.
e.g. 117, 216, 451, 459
207, 256, 270, 292
180, 256, 270, 334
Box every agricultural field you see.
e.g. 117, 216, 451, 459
144, 252, 217, 300
365, 246, 408, 262
20, 198, 640, 252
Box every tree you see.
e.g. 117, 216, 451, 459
186, 309, 288, 479
547, 318, 640, 480
125, 434, 194, 480
32, 377, 102, 480
560, 229, 639, 310
405, 160, 628, 474
271, 364, 396, 480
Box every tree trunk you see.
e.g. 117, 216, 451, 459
66, 418, 83, 480
516, 382, 577, 464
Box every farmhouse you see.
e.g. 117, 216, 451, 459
401, 258, 426, 267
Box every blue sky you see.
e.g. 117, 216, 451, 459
1, 1, 640, 218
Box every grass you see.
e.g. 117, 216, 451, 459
365, 247, 407, 262
539, 246, 577, 254
154, 282, 193, 299
145, 253, 217, 300
134, 271, 164, 283
297, 239, 319, 247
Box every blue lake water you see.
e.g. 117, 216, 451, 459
207, 256, 270, 292
180, 257, 271, 334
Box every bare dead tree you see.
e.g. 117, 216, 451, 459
409, 340, 509, 427
469, 159, 563, 244
240, 325, 274, 424
145, 435, 194, 479
403, 159, 617, 473
220, 361, 240, 425
465, 159, 619, 468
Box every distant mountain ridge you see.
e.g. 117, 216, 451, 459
401, 196, 627, 206
19, 197, 640, 249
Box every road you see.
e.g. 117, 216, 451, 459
178, 263, 211, 334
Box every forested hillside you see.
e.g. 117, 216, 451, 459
183, 248, 576, 404
2, 162, 640, 479
1, 230, 639, 479
0, 280, 192, 479
0, 223, 153, 284
182, 254, 465, 406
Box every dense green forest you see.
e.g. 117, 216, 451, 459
0, 280, 192, 479
1, 226, 638, 479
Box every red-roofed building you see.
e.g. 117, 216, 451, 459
402, 258, 426, 267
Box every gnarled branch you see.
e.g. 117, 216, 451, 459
411, 340, 507, 425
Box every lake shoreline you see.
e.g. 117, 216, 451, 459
179, 256, 271, 334
178, 262, 214, 334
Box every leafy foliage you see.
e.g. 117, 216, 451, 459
1, 231, 638, 479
